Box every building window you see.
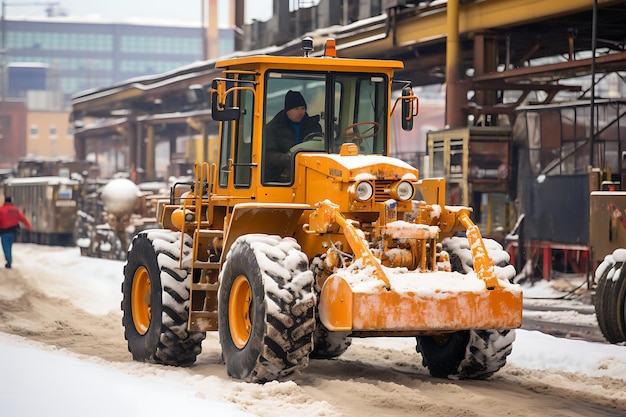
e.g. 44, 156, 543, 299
120, 35, 202, 55
30, 124, 38, 139
7, 31, 113, 52
50, 125, 57, 139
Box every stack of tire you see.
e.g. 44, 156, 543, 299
594, 249, 626, 343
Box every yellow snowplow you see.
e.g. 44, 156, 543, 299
313, 200, 521, 333
121, 37, 522, 383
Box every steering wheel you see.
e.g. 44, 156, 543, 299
301, 131, 324, 143
341, 122, 380, 142
289, 131, 325, 154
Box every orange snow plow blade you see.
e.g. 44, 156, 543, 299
318, 272, 523, 332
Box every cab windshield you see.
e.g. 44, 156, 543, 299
262, 71, 389, 184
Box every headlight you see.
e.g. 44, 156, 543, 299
391, 181, 414, 201
354, 181, 374, 201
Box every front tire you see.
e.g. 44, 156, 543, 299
218, 234, 315, 382
121, 229, 205, 366
417, 236, 516, 379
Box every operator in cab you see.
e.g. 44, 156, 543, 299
265, 90, 322, 182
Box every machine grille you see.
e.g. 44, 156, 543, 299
374, 180, 394, 203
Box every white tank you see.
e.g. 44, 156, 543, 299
101, 178, 140, 215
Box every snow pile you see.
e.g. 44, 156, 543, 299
509, 330, 626, 380
0, 333, 252, 417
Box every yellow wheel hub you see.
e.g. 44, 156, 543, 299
229, 275, 253, 348
131, 266, 152, 335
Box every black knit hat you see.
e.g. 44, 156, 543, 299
284, 90, 306, 111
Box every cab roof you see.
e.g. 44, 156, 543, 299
215, 55, 404, 73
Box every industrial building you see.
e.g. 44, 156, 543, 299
0, 13, 234, 168
4, 17, 235, 103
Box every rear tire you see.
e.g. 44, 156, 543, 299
310, 325, 352, 359
417, 236, 516, 379
121, 229, 205, 366
417, 332, 470, 378
218, 234, 315, 382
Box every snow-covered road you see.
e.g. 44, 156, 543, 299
1, 244, 625, 416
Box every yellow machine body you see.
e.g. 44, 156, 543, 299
160, 43, 522, 336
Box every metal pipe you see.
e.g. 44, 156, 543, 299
445, 0, 463, 128
589, 0, 597, 168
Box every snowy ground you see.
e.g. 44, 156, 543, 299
1, 243, 625, 416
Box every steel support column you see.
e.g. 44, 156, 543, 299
145, 124, 155, 181
473, 32, 499, 125
74, 134, 86, 161
133, 120, 143, 183
445, 0, 464, 128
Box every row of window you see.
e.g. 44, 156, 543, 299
8, 31, 203, 55
29, 124, 73, 139
120, 36, 202, 54
8, 32, 113, 51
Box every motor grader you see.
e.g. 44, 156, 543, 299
121, 37, 523, 382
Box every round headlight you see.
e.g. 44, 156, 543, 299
354, 181, 374, 201
395, 181, 414, 201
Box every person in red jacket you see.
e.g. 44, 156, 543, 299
0, 196, 32, 268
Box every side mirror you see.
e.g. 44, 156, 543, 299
401, 85, 417, 131
211, 79, 239, 121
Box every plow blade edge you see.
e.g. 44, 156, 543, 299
318, 273, 523, 332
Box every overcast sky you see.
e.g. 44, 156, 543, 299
4, 0, 274, 25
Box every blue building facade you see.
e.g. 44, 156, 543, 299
5, 18, 234, 105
